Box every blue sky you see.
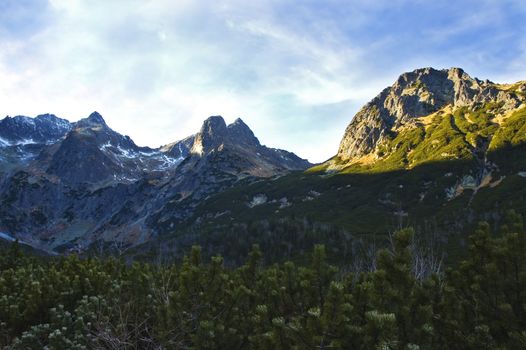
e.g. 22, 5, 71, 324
0, 0, 525, 162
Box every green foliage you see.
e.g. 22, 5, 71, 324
1, 220, 526, 348
174, 101, 526, 267
171, 101, 525, 257
489, 107, 526, 151
372, 103, 505, 172
374, 125, 426, 171
337, 102, 524, 175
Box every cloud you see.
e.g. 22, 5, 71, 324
0, 0, 524, 162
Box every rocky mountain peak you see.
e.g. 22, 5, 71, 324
385, 67, 484, 119
0, 109, 311, 251
191, 116, 229, 155
190, 116, 266, 156
35, 113, 59, 121
230, 117, 247, 129
201, 115, 228, 135
0, 113, 72, 144
447, 67, 467, 79
75, 111, 107, 129
336, 67, 523, 162
227, 118, 260, 147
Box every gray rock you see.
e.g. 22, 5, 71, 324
0, 113, 311, 252
337, 67, 523, 162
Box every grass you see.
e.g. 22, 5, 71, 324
336, 101, 520, 174
489, 107, 526, 151
130, 100, 526, 265
137, 149, 526, 265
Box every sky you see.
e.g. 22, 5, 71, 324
0, 0, 525, 162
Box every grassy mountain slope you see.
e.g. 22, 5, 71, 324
135, 93, 526, 264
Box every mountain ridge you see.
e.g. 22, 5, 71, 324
0, 113, 311, 252
141, 67, 526, 264
332, 67, 525, 168
1, 66, 526, 259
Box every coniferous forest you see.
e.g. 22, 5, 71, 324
1, 1, 526, 349
1, 212, 525, 349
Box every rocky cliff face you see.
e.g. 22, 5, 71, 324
0, 114, 73, 174
0, 113, 310, 252
337, 67, 524, 162
191, 116, 230, 155
146, 116, 311, 233
165, 69, 526, 261
188, 116, 310, 174
0, 114, 72, 145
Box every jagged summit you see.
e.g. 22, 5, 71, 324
201, 115, 228, 132
0, 111, 310, 250
0, 113, 72, 144
191, 116, 228, 155
228, 117, 260, 146
35, 113, 59, 121
75, 111, 107, 128
336, 67, 524, 162
191, 116, 263, 155
88, 111, 105, 122
229, 117, 250, 131
229, 117, 250, 129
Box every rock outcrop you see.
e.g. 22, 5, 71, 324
337, 67, 525, 162
0, 112, 310, 252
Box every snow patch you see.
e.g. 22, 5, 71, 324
54, 118, 71, 130
117, 145, 138, 159
0, 232, 16, 242
178, 143, 185, 157
101, 143, 140, 159
0, 137, 38, 147
100, 141, 184, 171
157, 154, 183, 170
0, 136, 10, 147
16, 138, 37, 146
0, 232, 33, 247
99, 142, 112, 152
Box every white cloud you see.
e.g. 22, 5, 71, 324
0, 0, 524, 162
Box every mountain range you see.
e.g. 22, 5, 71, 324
146, 67, 526, 263
0, 112, 309, 252
1, 67, 526, 260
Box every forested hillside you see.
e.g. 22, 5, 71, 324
146, 68, 526, 265
1, 212, 525, 349
1, 0, 524, 346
